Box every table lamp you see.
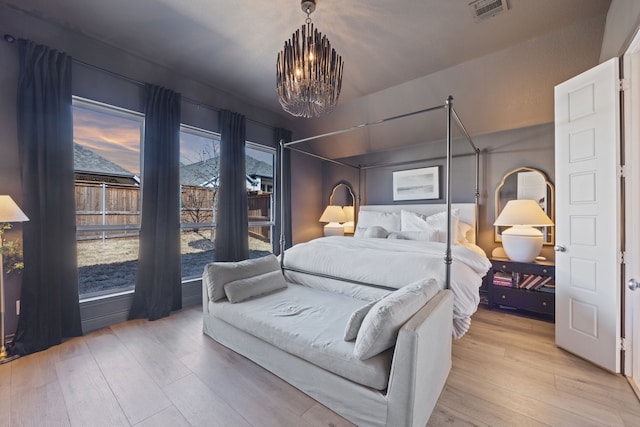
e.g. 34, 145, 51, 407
494, 199, 553, 262
319, 205, 346, 236
0, 195, 29, 364
342, 205, 355, 234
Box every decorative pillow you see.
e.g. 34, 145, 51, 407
354, 225, 389, 239
355, 210, 401, 233
457, 221, 473, 243
400, 209, 460, 243
343, 300, 378, 341
202, 254, 281, 302
386, 230, 439, 241
224, 270, 287, 303
353, 279, 439, 360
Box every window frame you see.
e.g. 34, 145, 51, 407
72, 96, 145, 301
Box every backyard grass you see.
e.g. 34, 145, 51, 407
77, 231, 273, 297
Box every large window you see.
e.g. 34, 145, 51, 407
179, 126, 275, 280
180, 126, 220, 279
73, 98, 144, 299
73, 108, 276, 295
246, 143, 275, 257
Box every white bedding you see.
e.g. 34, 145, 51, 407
282, 236, 491, 338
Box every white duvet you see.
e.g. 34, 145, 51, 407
282, 236, 491, 338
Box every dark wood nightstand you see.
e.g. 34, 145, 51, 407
486, 258, 555, 319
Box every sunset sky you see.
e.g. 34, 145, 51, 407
72, 105, 272, 176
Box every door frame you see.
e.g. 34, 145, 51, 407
624, 26, 640, 386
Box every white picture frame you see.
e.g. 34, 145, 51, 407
393, 167, 440, 201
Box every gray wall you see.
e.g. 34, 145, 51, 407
291, 151, 323, 244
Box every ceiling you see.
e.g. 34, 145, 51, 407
6, 0, 612, 122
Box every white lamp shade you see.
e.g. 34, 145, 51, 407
319, 205, 346, 223
0, 196, 29, 223
494, 199, 553, 227
342, 206, 355, 222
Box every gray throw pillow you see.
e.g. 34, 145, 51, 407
353, 279, 439, 360
343, 300, 378, 341
224, 270, 287, 303
203, 254, 281, 302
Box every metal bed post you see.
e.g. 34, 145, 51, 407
279, 138, 286, 269
475, 148, 481, 244
445, 96, 453, 289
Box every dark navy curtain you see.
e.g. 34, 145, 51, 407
214, 110, 248, 261
129, 84, 182, 321
13, 39, 82, 355
273, 128, 292, 256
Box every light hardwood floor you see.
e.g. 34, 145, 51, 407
1, 305, 638, 426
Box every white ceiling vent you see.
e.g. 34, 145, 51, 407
469, 0, 509, 22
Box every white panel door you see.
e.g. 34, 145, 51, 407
554, 57, 621, 373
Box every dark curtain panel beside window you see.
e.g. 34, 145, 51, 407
129, 85, 182, 321
13, 40, 82, 356
215, 110, 249, 262
273, 128, 292, 256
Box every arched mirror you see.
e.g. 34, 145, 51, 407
328, 181, 356, 233
329, 181, 355, 207
495, 167, 554, 244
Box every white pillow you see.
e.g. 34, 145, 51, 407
458, 221, 473, 243
202, 254, 281, 302
353, 279, 439, 360
358, 226, 389, 238
387, 230, 439, 241
343, 300, 378, 341
224, 270, 287, 303
401, 209, 460, 243
356, 210, 401, 233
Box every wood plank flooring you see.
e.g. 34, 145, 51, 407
0, 305, 638, 426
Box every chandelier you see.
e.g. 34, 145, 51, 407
276, 0, 344, 118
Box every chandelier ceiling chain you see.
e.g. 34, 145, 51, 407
276, 0, 344, 118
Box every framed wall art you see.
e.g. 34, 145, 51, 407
392, 166, 440, 201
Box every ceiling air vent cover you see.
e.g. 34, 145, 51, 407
469, 0, 509, 22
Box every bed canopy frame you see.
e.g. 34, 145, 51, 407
278, 96, 480, 289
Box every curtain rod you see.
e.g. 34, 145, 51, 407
3, 33, 275, 130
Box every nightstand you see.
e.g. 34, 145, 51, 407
486, 258, 555, 319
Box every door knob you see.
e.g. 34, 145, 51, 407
628, 278, 640, 291
554, 245, 566, 252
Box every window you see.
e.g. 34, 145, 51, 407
73, 98, 144, 299
246, 143, 275, 256
179, 126, 276, 281
180, 125, 220, 280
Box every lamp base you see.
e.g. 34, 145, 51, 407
0, 352, 19, 365
323, 222, 344, 237
0, 343, 19, 364
501, 226, 543, 263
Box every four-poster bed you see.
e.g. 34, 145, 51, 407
202, 96, 490, 426
278, 95, 485, 317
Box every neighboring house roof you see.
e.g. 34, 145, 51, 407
246, 156, 273, 179
180, 155, 272, 187
74, 143, 135, 178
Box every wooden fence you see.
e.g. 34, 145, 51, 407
75, 181, 272, 242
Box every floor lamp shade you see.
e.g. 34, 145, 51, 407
0, 195, 28, 364
0, 196, 29, 222
494, 199, 553, 262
